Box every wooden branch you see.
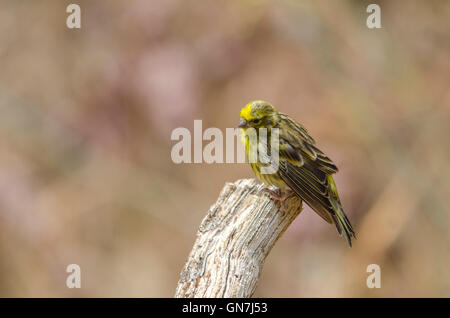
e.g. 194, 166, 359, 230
174, 178, 303, 298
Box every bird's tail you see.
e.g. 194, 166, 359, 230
327, 175, 356, 247
331, 200, 356, 247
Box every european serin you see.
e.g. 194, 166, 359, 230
238, 100, 355, 247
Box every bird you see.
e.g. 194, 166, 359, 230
238, 100, 355, 246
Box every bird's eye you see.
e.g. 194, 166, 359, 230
251, 119, 260, 124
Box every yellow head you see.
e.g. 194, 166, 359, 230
238, 100, 279, 129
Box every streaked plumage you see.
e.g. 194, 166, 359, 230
239, 100, 355, 246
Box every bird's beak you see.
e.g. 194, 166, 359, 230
238, 118, 249, 128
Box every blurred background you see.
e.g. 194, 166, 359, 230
0, 0, 449, 297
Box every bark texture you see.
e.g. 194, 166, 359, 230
175, 178, 302, 298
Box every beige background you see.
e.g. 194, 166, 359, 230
0, 0, 449, 297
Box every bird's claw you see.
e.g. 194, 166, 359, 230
262, 188, 294, 210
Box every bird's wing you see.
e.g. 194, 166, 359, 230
274, 114, 337, 223
278, 113, 338, 174
274, 114, 355, 244
278, 157, 334, 223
